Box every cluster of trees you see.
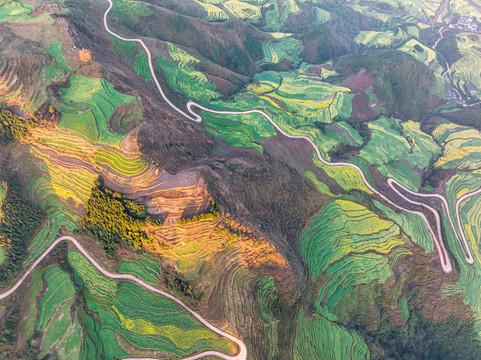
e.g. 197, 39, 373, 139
340, 52, 436, 121
0, 179, 43, 284
0, 110, 35, 145
82, 181, 161, 257
360, 310, 481, 359
177, 200, 220, 225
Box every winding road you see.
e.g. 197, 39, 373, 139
102, 0, 481, 274
0, 236, 247, 360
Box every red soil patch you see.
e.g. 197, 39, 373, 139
29, 5, 52, 17
352, 93, 376, 121
344, 69, 375, 92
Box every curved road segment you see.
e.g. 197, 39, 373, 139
0, 236, 247, 360
102, 0, 481, 273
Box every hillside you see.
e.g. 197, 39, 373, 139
0, 0, 481, 359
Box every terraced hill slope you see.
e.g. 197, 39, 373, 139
0, 0, 481, 359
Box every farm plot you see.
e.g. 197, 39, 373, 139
59, 75, 141, 146
355, 28, 408, 48
68, 249, 238, 358
203, 68, 354, 154
294, 310, 369, 360
347, 0, 443, 25
156, 43, 221, 103
433, 122, 481, 170
450, 33, 481, 101
110, 0, 152, 23
300, 200, 408, 319
257, 36, 303, 67
194, 0, 228, 21
135, 51, 151, 80
223, 0, 261, 23
0, 0, 54, 24
358, 117, 440, 189
262, 0, 301, 31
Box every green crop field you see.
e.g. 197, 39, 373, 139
255, 276, 279, 359
45, 41, 72, 73
110, 0, 152, 23
59, 111, 99, 142
68, 249, 237, 358
157, 43, 221, 102
59, 76, 141, 146
300, 200, 409, 318
258, 36, 303, 67
37, 266, 76, 331
118, 255, 161, 286
355, 28, 408, 48
294, 310, 370, 360
450, 33, 481, 100
358, 117, 440, 189
223, 0, 261, 23
135, 51, 151, 79
194, 0, 228, 21
0, 0, 53, 24
433, 122, 481, 170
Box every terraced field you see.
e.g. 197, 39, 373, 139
68, 249, 238, 358
450, 33, 481, 101
433, 122, 481, 170
348, 0, 444, 25
156, 43, 221, 102
355, 28, 408, 48
0, 0, 54, 24
294, 309, 370, 360
358, 117, 440, 189
36, 266, 81, 359
110, 0, 152, 23
257, 35, 303, 67
203, 67, 354, 154
300, 200, 411, 320
58, 75, 141, 146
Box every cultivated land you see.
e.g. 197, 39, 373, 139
0, 0, 481, 359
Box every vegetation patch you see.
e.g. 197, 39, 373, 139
156, 43, 221, 103
0, 110, 35, 145
82, 181, 159, 257
0, 178, 42, 284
